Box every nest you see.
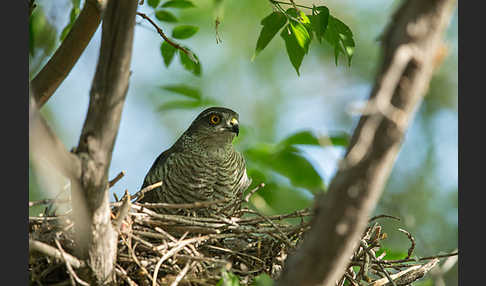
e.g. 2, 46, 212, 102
29, 180, 456, 286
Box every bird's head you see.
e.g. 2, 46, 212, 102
184, 107, 240, 149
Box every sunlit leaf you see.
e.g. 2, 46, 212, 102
147, 0, 161, 8
155, 9, 178, 22
180, 49, 201, 76
161, 0, 195, 8
160, 41, 177, 67
172, 25, 199, 39
160, 84, 201, 100
290, 20, 311, 53
280, 25, 305, 76
253, 12, 287, 59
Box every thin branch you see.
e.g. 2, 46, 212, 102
397, 228, 415, 259
109, 171, 126, 188
136, 12, 195, 62
54, 239, 90, 286
29, 239, 85, 269
30, 0, 106, 107
244, 183, 265, 203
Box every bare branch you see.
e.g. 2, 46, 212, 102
29, 239, 85, 269
369, 259, 439, 286
276, 1, 457, 286
30, 0, 106, 107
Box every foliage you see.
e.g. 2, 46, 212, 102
254, 3, 355, 74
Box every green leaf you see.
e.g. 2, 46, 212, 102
289, 20, 311, 53
310, 5, 329, 43
155, 10, 178, 22
280, 25, 305, 76
160, 41, 177, 67
217, 269, 241, 286
59, 0, 81, 41
147, 0, 161, 8
279, 131, 321, 148
253, 273, 274, 286
160, 84, 201, 100
172, 25, 199, 39
329, 133, 350, 147
245, 144, 324, 192
161, 0, 195, 8
253, 12, 287, 59
179, 49, 201, 76
324, 15, 355, 66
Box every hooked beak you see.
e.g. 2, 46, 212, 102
229, 117, 239, 136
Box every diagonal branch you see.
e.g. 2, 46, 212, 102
30, 0, 106, 107
276, 1, 457, 286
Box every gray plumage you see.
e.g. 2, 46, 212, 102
139, 107, 251, 217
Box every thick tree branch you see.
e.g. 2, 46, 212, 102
29, 94, 91, 247
71, 0, 138, 283
277, 1, 457, 286
30, 0, 106, 107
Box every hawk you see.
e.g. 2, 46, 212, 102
139, 107, 251, 216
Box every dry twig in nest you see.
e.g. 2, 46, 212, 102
28, 179, 457, 285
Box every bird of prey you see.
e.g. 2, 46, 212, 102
138, 107, 251, 217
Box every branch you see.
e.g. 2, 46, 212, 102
29, 94, 91, 249
30, 0, 106, 107
136, 12, 196, 62
29, 239, 85, 269
276, 1, 457, 286
369, 259, 440, 286
70, 0, 138, 283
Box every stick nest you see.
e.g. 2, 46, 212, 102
29, 184, 456, 286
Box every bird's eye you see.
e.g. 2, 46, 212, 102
209, 114, 221, 125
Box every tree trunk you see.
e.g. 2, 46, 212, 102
276, 1, 457, 285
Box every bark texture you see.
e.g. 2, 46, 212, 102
71, 0, 138, 283
276, 1, 457, 286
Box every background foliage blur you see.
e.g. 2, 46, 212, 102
29, 0, 457, 285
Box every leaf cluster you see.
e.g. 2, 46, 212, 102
148, 0, 202, 76
253, 4, 355, 75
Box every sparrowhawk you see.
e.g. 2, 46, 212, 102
139, 107, 252, 216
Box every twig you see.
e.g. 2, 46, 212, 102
381, 251, 458, 264
29, 198, 70, 207
244, 183, 265, 203
132, 181, 163, 202
135, 199, 227, 209
109, 171, 125, 188
369, 214, 401, 223
369, 259, 440, 286
113, 191, 132, 230
169, 261, 192, 286
115, 264, 139, 286
397, 228, 415, 259
29, 239, 85, 269
54, 239, 90, 286
136, 12, 195, 62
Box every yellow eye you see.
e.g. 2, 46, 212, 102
209, 114, 221, 125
